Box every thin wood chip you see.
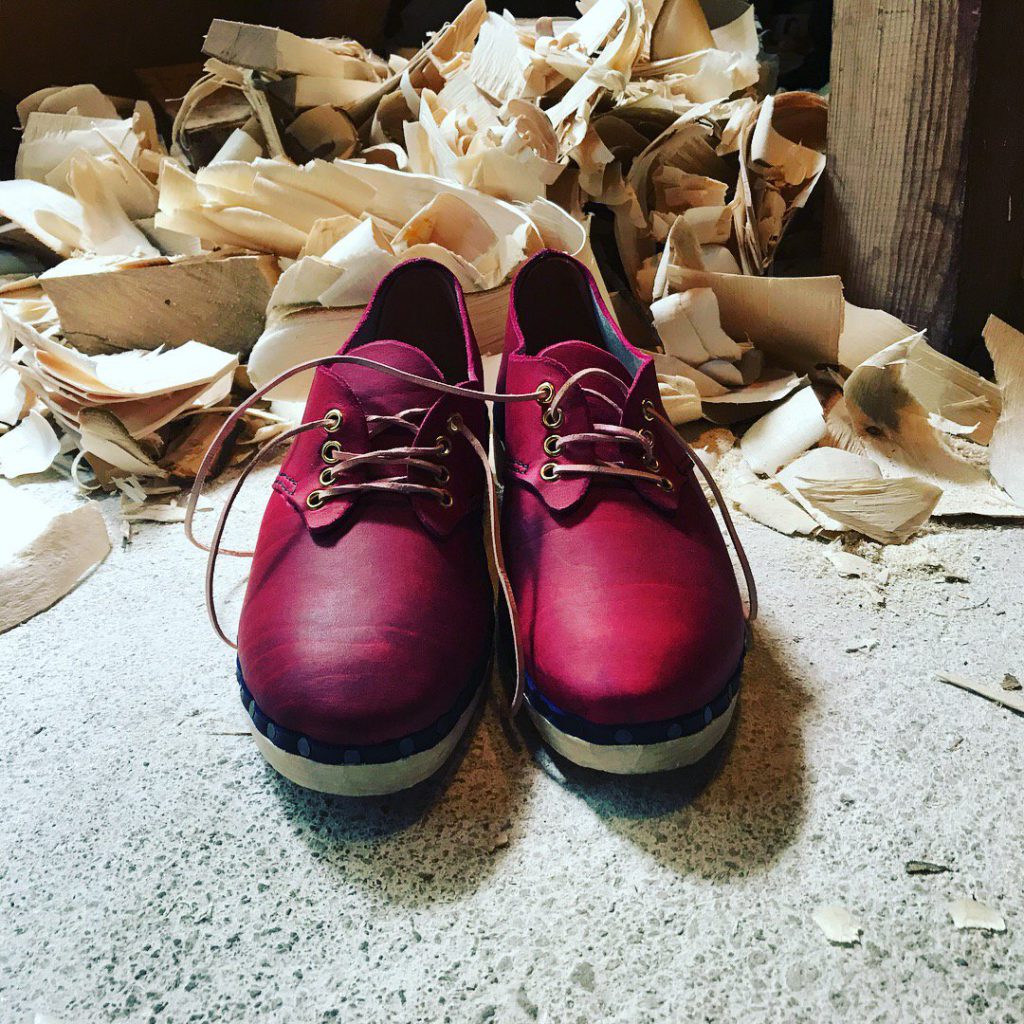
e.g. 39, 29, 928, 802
0, 482, 111, 632
811, 904, 862, 945
946, 899, 1006, 933
937, 673, 1024, 715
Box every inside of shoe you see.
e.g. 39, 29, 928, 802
352, 261, 468, 381
514, 255, 641, 371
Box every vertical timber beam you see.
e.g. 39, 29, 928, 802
823, 0, 1024, 367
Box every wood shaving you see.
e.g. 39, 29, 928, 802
811, 904, 863, 946
946, 899, 1006, 933
0, 481, 111, 633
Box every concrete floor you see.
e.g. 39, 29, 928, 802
2, 478, 1023, 1024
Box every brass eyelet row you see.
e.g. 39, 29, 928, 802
311, 409, 344, 509
434, 415, 461, 505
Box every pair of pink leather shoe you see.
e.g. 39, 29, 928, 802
189, 252, 756, 795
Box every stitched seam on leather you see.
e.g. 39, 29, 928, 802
274, 473, 297, 495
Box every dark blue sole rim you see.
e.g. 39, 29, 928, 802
236, 651, 489, 767
524, 655, 743, 747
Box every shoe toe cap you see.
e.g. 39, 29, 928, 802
528, 587, 745, 727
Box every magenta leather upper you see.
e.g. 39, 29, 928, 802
236, 261, 493, 746
497, 251, 745, 725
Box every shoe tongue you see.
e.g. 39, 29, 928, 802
341, 340, 446, 418
540, 340, 633, 422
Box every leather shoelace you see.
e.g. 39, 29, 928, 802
185, 354, 757, 713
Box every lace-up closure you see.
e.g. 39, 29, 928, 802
536, 367, 674, 493
307, 407, 453, 510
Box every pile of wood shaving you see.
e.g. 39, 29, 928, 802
0, 1, 1022, 629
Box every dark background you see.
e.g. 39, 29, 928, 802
0, 0, 831, 176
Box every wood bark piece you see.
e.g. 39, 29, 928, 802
0, 482, 111, 634
39, 254, 279, 355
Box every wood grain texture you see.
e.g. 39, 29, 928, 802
823, 0, 983, 351
40, 255, 279, 356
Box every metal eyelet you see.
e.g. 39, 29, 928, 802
536, 381, 554, 405
543, 435, 562, 457
645, 456, 661, 472
321, 440, 342, 464
640, 429, 654, 445
436, 436, 451, 457
319, 468, 335, 487
542, 407, 564, 429
323, 408, 343, 432
436, 467, 450, 484
540, 462, 559, 482
658, 476, 674, 492
446, 413, 464, 434
642, 400, 656, 422
306, 490, 326, 509
437, 489, 453, 507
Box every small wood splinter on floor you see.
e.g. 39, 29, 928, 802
937, 672, 1024, 715
905, 860, 950, 875
812, 904, 863, 946
946, 898, 1006, 933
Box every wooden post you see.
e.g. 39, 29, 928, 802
823, 0, 1024, 367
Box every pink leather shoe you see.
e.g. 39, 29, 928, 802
188, 260, 498, 795
496, 251, 757, 773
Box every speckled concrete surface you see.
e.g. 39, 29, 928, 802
2, 479, 1023, 1024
